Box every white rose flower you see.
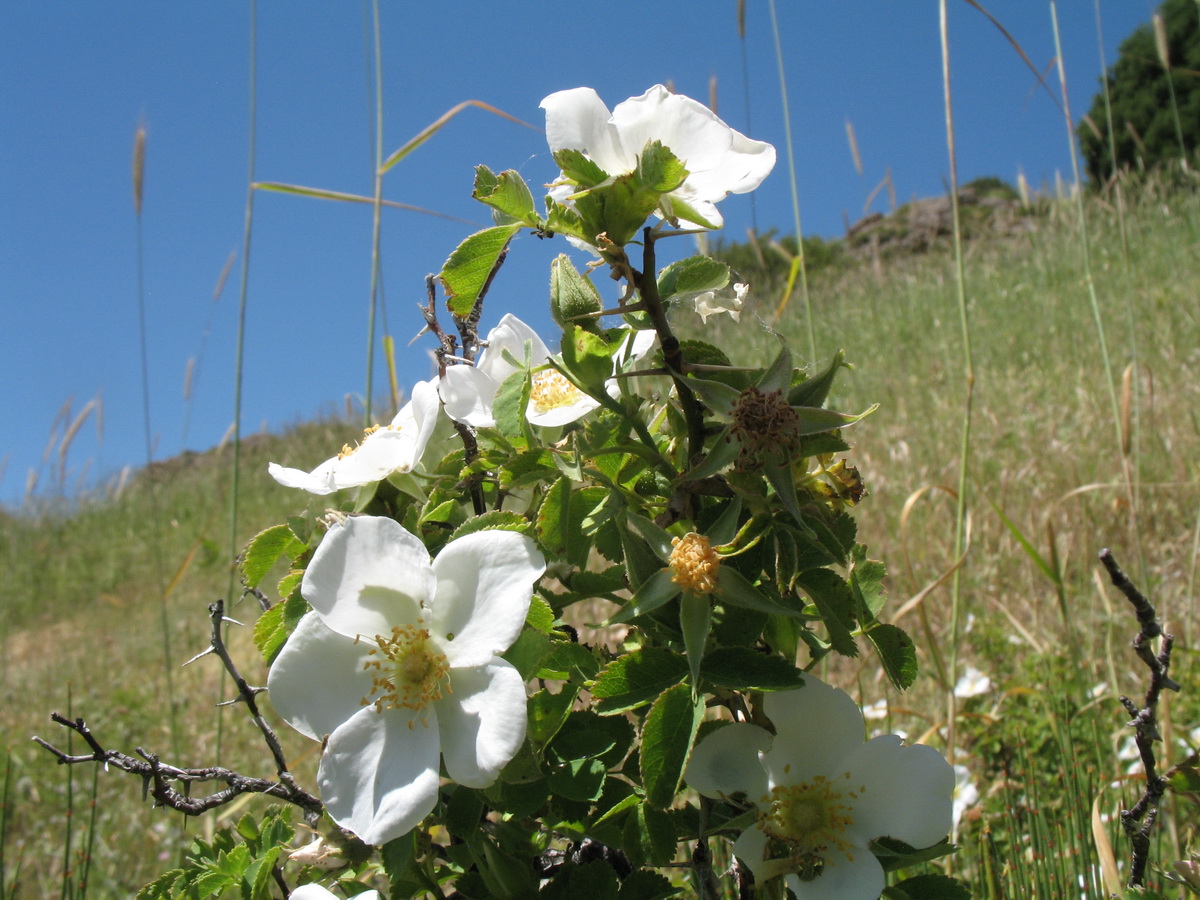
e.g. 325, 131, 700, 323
541, 85, 775, 230
267, 515, 545, 846
686, 673, 954, 900
268, 378, 443, 495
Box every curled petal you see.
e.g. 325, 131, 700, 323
431, 530, 545, 667
303, 516, 433, 639
440, 365, 500, 428
319, 706, 442, 846
609, 85, 731, 178
268, 459, 338, 495
437, 659, 528, 788
267, 611, 374, 742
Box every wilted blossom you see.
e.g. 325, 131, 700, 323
267, 515, 545, 845
686, 674, 954, 900
540, 84, 775, 230
691, 282, 748, 322
268, 379, 443, 495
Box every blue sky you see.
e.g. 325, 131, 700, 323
0, 2, 1155, 507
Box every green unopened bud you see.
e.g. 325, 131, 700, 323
550, 254, 603, 332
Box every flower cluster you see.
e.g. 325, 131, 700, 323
250, 83, 956, 900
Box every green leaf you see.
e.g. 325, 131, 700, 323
680, 591, 711, 686
866, 623, 918, 690
1168, 764, 1200, 793
609, 566, 678, 624
788, 349, 849, 409
872, 836, 957, 872
641, 682, 704, 809
887, 873, 971, 899
701, 647, 805, 691
448, 509, 532, 541
548, 756, 608, 802
253, 589, 309, 665
526, 593, 556, 633
445, 785, 485, 837
472, 165, 540, 227
560, 325, 614, 394
717, 566, 802, 617
240, 524, 306, 591
592, 647, 690, 714
540, 860, 621, 900
849, 551, 888, 624
528, 685, 579, 745
553, 148, 609, 188
537, 476, 572, 561
795, 568, 859, 657
492, 367, 532, 438
439, 223, 521, 318
551, 253, 604, 331
636, 140, 688, 193
623, 803, 677, 868
618, 869, 681, 899
657, 255, 730, 300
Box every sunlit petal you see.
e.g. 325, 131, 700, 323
266, 611, 373, 741
430, 530, 544, 667
762, 676, 867, 782
437, 660, 527, 788
319, 705, 442, 846
303, 516, 432, 639
841, 736, 955, 849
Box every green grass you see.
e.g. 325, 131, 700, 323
2, 179, 1199, 896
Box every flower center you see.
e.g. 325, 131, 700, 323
760, 773, 860, 873
669, 532, 721, 595
339, 423, 399, 459
529, 370, 584, 414
728, 387, 801, 468
361, 622, 450, 721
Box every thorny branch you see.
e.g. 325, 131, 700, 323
421, 273, 485, 515
1101, 548, 1182, 889
33, 599, 323, 824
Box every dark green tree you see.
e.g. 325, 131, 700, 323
1079, 0, 1200, 183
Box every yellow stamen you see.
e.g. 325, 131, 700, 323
759, 772, 860, 876
361, 622, 449, 723
669, 532, 721, 595
529, 370, 583, 413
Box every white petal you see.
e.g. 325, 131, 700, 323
440, 365, 499, 429
684, 129, 777, 199
762, 676, 867, 784
526, 393, 601, 428
437, 659, 527, 788
841, 735, 955, 849
479, 313, 552, 382
330, 429, 419, 487
609, 85, 731, 179
540, 87, 627, 173
319, 705, 442, 846
685, 722, 772, 801
385, 377, 442, 471
267, 460, 338, 495
430, 530, 545, 667
290, 886, 381, 900
785, 847, 884, 900
267, 611, 374, 742
303, 516, 434, 639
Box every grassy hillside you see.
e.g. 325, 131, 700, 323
2, 179, 1199, 896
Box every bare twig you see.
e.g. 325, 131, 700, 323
1101, 548, 1181, 888
33, 599, 322, 823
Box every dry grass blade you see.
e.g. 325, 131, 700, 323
845, 119, 863, 176
959, 0, 1062, 114
251, 182, 476, 224
1092, 786, 1123, 896
57, 399, 96, 484
132, 122, 146, 217
378, 99, 538, 175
